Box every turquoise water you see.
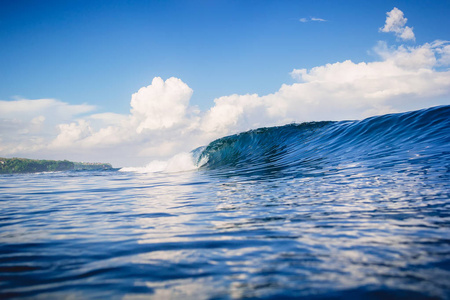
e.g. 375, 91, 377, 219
1, 106, 450, 299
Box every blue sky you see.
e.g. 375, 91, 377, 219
1, 1, 450, 167
2, 0, 449, 112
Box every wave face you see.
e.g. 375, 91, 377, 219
196, 105, 450, 177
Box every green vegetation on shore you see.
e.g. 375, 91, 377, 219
0, 157, 113, 174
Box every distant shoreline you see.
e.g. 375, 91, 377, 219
0, 157, 113, 174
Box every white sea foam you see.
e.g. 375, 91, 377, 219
120, 152, 200, 173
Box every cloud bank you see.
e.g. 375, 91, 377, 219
1, 8, 449, 167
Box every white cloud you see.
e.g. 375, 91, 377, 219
299, 17, 327, 23
201, 39, 450, 135
201, 94, 261, 134
50, 120, 93, 148
0, 98, 95, 157
380, 7, 415, 41
434, 41, 450, 66
311, 17, 326, 22
0, 98, 94, 120
130, 77, 193, 132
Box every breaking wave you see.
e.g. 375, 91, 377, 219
121, 105, 449, 176
195, 105, 450, 176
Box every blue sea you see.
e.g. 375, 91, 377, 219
1, 105, 450, 299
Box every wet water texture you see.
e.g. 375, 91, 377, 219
1, 106, 450, 299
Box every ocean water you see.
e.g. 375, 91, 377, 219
1, 105, 450, 299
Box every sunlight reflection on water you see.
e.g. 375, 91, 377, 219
0, 165, 449, 299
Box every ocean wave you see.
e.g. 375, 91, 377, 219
195, 105, 450, 176
121, 105, 449, 176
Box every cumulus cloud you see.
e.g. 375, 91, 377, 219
51, 120, 93, 148
1, 8, 449, 167
380, 7, 415, 41
130, 77, 193, 132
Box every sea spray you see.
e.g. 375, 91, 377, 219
120, 152, 201, 173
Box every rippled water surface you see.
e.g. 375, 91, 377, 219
1, 106, 450, 299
